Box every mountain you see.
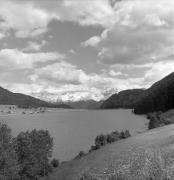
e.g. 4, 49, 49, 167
66, 100, 104, 109
100, 89, 145, 109
134, 72, 174, 114
0, 86, 71, 109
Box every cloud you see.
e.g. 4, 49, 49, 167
143, 61, 174, 86
29, 0, 116, 28
32, 61, 88, 85
81, 0, 174, 66
0, 49, 64, 69
1, 49, 172, 102
23, 40, 47, 52
82, 36, 101, 47
2, 51, 172, 102
27, 60, 148, 101
109, 70, 123, 77
58, 0, 115, 27
68, 49, 76, 54
0, 0, 116, 38
0, 0, 57, 38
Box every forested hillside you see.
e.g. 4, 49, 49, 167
134, 72, 174, 114
100, 89, 145, 109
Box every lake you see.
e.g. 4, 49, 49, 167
0, 109, 147, 161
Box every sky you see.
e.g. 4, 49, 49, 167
0, 0, 174, 102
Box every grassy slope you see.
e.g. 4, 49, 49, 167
43, 124, 174, 180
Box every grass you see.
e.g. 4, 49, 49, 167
45, 124, 174, 180
78, 149, 171, 180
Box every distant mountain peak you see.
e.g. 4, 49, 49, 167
0, 86, 71, 109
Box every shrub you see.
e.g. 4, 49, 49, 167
107, 134, 114, 143
89, 130, 131, 153
89, 145, 100, 152
51, 159, 59, 168
120, 131, 127, 139
75, 151, 86, 159
106, 130, 122, 143
147, 111, 170, 129
14, 129, 53, 179
124, 130, 131, 138
95, 134, 107, 147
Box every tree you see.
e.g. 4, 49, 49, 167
0, 123, 19, 180
14, 129, 53, 179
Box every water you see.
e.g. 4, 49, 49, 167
0, 109, 147, 161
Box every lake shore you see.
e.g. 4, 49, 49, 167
0, 108, 147, 161
0, 105, 90, 116
44, 124, 174, 180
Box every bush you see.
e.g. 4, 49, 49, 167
51, 159, 59, 168
89, 145, 100, 152
14, 129, 53, 179
147, 111, 171, 129
75, 151, 86, 159
89, 130, 131, 153
95, 134, 107, 147
120, 130, 131, 139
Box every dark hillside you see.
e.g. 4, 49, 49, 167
100, 89, 145, 109
134, 72, 174, 114
0, 86, 71, 108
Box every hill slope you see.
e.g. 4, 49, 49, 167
0, 87, 71, 108
100, 89, 145, 109
43, 124, 174, 180
134, 72, 174, 114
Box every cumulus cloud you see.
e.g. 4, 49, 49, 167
27, 60, 149, 101
68, 49, 76, 54
23, 40, 47, 52
58, 0, 115, 27
81, 0, 174, 66
143, 61, 174, 86
2, 50, 172, 102
81, 36, 101, 47
0, 49, 64, 69
0, 0, 57, 38
0, 0, 116, 38
32, 62, 88, 85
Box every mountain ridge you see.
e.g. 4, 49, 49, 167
0, 86, 71, 109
